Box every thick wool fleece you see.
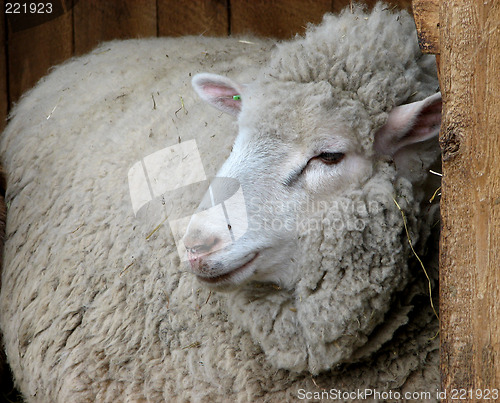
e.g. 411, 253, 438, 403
263, 3, 438, 155
1, 5, 440, 403
228, 166, 424, 374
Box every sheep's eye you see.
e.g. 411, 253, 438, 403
316, 152, 345, 165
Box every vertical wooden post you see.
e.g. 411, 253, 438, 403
231, 0, 331, 38
6, 7, 73, 104
439, 1, 500, 399
414, 0, 500, 400
157, 0, 229, 37
0, 6, 8, 131
73, 0, 157, 55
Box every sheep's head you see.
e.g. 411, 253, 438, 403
181, 70, 442, 373
181, 5, 442, 374
183, 73, 441, 292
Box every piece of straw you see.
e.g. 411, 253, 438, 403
393, 197, 439, 322
146, 216, 169, 240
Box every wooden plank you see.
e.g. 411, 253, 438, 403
333, 0, 412, 13
231, 0, 331, 39
439, 0, 500, 400
412, 0, 440, 54
74, 0, 157, 55
158, 0, 228, 37
7, 3, 73, 104
1, 4, 10, 398
0, 4, 7, 130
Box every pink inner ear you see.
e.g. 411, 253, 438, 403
201, 83, 241, 112
201, 83, 239, 98
194, 75, 243, 116
399, 99, 442, 144
375, 94, 442, 156
407, 107, 442, 140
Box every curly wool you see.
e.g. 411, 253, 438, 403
0, 4, 440, 402
263, 2, 438, 153
225, 4, 440, 375
228, 166, 422, 374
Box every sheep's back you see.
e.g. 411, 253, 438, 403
0, 31, 440, 403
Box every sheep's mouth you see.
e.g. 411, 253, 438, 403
196, 253, 259, 284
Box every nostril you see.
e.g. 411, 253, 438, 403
185, 236, 220, 257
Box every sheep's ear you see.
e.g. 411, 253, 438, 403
192, 73, 244, 116
374, 92, 442, 157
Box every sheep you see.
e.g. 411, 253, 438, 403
0, 3, 441, 402
0, 165, 8, 396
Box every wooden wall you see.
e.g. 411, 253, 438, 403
0, 0, 411, 131
413, 1, 500, 400
0, 3, 6, 131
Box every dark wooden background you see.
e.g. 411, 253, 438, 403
0, 0, 412, 131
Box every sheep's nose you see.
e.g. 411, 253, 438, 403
184, 234, 221, 261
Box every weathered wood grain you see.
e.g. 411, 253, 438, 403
231, 0, 331, 38
439, 1, 500, 400
0, 5, 7, 130
332, 0, 412, 13
74, 0, 157, 55
7, 7, 73, 104
158, 0, 228, 37
413, 0, 440, 53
